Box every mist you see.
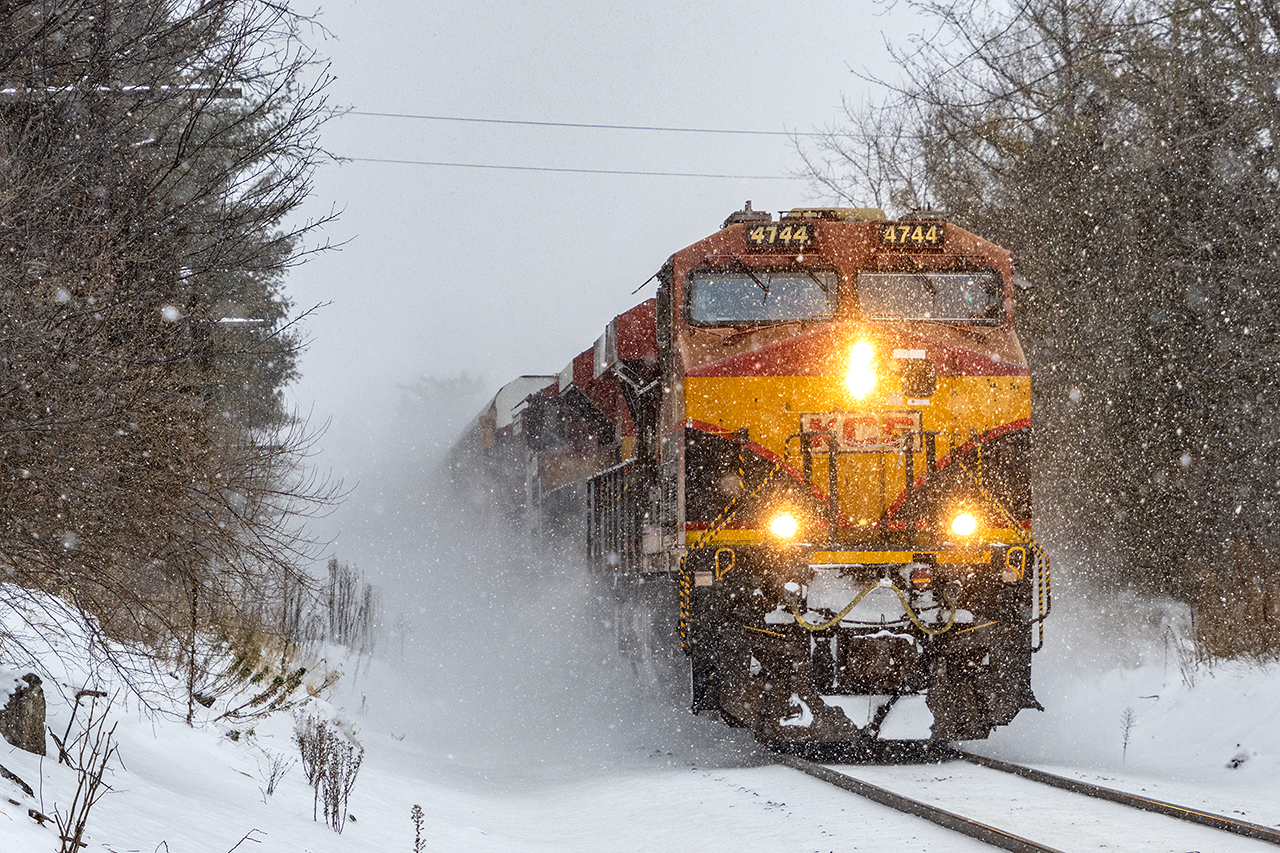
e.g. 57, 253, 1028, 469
271, 1, 916, 782
313, 375, 762, 787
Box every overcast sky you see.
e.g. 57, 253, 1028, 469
283, 0, 922, 521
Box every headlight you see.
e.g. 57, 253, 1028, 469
950, 511, 977, 537
845, 341, 876, 398
769, 512, 800, 539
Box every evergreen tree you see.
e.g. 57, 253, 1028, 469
0, 0, 337, 676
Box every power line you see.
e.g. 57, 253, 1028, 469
346, 110, 823, 138
346, 157, 797, 180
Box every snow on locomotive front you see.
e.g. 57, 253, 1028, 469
460, 204, 1051, 746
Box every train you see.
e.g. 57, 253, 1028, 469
450, 203, 1051, 748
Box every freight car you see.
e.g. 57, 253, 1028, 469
451, 203, 1051, 747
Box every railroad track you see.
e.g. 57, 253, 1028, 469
776, 749, 1280, 852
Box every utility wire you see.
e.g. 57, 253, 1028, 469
346, 156, 797, 180
346, 110, 823, 138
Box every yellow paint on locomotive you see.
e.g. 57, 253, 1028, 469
684, 372, 1029, 538
684, 374, 1029, 456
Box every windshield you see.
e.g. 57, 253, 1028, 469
687, 269, 838, 325
856, 270, 1004, 323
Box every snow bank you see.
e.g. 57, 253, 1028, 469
4, 533, 1280, 851
976, 567, 1280, 829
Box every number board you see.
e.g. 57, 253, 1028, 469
880, 222, 945, 248
746, 222, 813, 251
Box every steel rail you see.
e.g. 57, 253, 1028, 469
776, 754, 1066, 853
953, 749, 1280, 847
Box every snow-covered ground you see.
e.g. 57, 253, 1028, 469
3, 561, 1280, 853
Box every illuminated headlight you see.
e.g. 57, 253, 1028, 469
950, 512, 977, 537
845, 341, 876, 398
769, 512, 800, 539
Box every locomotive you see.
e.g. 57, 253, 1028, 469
451, 203, 1051, 747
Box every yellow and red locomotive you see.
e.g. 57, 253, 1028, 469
453, 204, 1050, 746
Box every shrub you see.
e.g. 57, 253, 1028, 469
294, 714, 363, 833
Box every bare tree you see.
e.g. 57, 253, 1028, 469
801, 0, 1280, 608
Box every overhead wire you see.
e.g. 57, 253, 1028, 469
345, 110, 824, 138
344, 157, 796, 180
340, 110, 826, 179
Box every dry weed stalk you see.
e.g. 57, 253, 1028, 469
257, 749, 295, 798
52, 694, 118, 853
1120, 706, 1136, 762
411, 803, 425, 852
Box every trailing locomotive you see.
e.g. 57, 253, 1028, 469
451, 204, 1051, 746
